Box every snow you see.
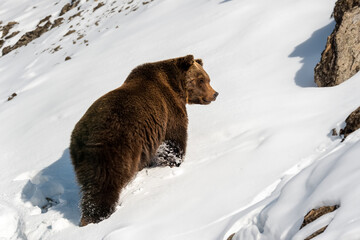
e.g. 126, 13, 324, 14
230, 130, 360, 240
1, 0, 360, 239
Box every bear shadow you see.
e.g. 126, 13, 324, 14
289, 21, 335, 88
21, 148, 80, 225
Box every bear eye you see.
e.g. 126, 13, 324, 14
199, 79, 205, 83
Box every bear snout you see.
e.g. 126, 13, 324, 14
213, 92, 219, 100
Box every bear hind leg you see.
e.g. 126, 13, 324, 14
79, 182, 121, 226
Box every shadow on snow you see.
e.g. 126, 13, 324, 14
289, 21, 335, 87
21, 149, 80, 225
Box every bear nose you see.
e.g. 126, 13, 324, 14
213, 92, 219, 100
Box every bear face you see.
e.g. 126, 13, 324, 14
185, 59, 218, 105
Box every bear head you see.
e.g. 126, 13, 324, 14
178, 55, 218, 105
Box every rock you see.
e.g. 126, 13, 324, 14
69, 11, 82, 21
65, 56, 71, 61
7, 93, 17, 101
60, 0, 80, 16
331, 128, 338, 136
1, 21, 18, 38
300, 205, 339, 240
2, 16, 65, 56
227, 233, 235, 240
304, 226, 328, 240
93, 2, 105, 12
51, 18, 64, 29
340, 107, 360, 139
52, 46, 61, 52
314, 1, 360, 87
4, 31, 19, 40
2, 46, 12, 55
333, 0, 360, 24
37, 15, 51, 27
63, 30, 76, 37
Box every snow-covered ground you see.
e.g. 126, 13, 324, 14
1, 0, 360, 239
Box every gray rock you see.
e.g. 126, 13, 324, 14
340, 107, 360, 140
314, 1, 360, 87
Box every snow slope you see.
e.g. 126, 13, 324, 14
1, 0, 360, 239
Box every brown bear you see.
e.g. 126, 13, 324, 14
69, 55, 218, 226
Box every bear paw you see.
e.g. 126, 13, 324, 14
151, 140, 184, 168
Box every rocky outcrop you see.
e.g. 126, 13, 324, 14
340, 107, 360, 139
0, 22, 19, 51
2, 16, 64, 56
333, 0, 360, 23
300, 205, 339, 240
59, 0, 80, 16
1, 21, 18, 38
314, 0, 360, 87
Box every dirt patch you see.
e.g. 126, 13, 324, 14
340, 106, 360, 140
300, 205, 339, 240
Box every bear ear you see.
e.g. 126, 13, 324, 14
195, 59, 203, 66
178, 55, 194, 70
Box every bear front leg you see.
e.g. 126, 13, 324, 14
151, 140, 185, 168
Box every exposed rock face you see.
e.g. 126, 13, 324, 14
314, 1, 360, 87
0, 0, 156, 57
300, 205, 339, 240
59, 0, 80, 16
2, 16, 64, 56
333, 0, 360, 23
1, 21, 18, 38
340, 107, 360, 139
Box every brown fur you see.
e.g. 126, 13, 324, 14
70, 55, 218, 226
